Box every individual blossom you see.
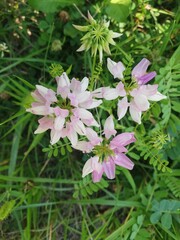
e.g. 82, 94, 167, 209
73, 12, 121, 62
27, 72, 102, 146
74, 116, 135, 182
95, 58, 166, 124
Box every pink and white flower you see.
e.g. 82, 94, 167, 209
95, 58, 166, 124
27, 72, 102, 146
75, 115, 135, 182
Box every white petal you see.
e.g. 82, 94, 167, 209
56, 72, 70, 88
50, 129, 62, 145
73, 141, 93, 153
116, 82, 126, 96
129, 101, 142, 124
117, 97, 129, 120
77, 91, 91, 104
134, 94, 150, 111
82, 156, 99, 178
81, 77, 89, 91
92, 88, 103, 98
112, 32, 122, 38
73, 119, 86, 135
104, 115, 117, 139
54, 116, 65, 131
86, 128, 102, 145
67, 130, 78, 146
78, 108, 93, 120
36, 85, 48, 96
107, 58, 125, 79
103, 87, 119, 100
147, 92, 167, 101
86, 99, 102, 109
77, 44, 86, 52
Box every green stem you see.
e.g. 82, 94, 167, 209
89, 55, 97, 90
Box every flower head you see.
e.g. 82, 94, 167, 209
27, 72, 102, 146
95, 58, 167, 124
74, 12, 121, 62
74, 115, 135, 182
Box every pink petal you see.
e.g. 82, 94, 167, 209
82, 118, 99, 127
86, 128, 102, 145
27, 104, 53, 116
71, 117, 86, 135
54, 116, 65, 131
73, 141, 94, 153
103, 159, 115, 179
57, 86, 70, 99
116, 82, 126, 96
139, 84, 158, 97
103, 115, 117, 139
34, 116, 54, 134
132, 58, 150, 79
92, 170, 104, 182
31, 89, 45, 103
68, 93, 78, 107
138, 71, 156, 85
54, 107, 69, 118
110, 132, 135, 148
114, 153, 134, 170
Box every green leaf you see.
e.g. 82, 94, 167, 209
105, 0, 131, 22
172, 101, 180, 113
39, 20, 49, 30
64, 22, 78, 38
151, 103, 161, 118
53, 148, 58, 157
150, 212, 161, 224
161, 213, 172, 229
28, 0, 83, 13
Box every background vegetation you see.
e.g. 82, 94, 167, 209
0, 0, 180, 239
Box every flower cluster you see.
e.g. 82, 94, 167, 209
93, 58, 166, 124
27, 73, 102, 146
75, 116, 135, 182
27, 57, 166, 182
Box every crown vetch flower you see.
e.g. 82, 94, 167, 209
74, 115, 135, 182
27, 72, 102, 146
95, 58, 166, 124
73, 12, 121, 62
